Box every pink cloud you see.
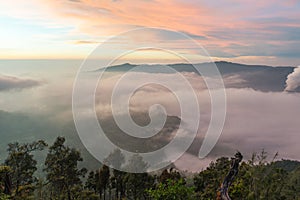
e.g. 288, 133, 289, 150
1, 0, 300, 64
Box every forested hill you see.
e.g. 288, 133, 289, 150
272, 159, 300, 172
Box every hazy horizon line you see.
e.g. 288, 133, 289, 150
0, 59, 296, 68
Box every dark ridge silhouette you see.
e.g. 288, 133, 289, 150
95, 61, 296, 92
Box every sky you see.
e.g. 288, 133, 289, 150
0, 0, 300, 65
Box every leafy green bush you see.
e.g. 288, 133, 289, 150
147, 179, 196, 200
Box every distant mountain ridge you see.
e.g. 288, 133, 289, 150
97, 61, 294, 73
95, 61, 297, 93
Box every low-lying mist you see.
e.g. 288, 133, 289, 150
0, 61, 299, 171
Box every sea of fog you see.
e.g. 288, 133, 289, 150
0, 60, 299, 172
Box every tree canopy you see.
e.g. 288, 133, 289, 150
0, 137, 299, 200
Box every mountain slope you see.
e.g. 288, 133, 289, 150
96, 61, 296, 92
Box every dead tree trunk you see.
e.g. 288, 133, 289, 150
217, 152, 243, 200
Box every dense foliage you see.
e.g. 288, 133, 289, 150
0, 137, 299, 199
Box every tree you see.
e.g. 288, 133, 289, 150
85, 171, 97, 193
283, 166, 300, 199
4, 140, 47, 199
97, 165, 110, 200
148, 179, 195, 200
104, 149, 126, 200
85, 166, 111, 200
124, 172, 154, 200
159, 168, 182, 184
194, 157, 231, 199
0, 166, 11, 199
104, 149, 125, 170
124, 154, 154, 200
110, 169, 127, 200
44, 137, 87, 200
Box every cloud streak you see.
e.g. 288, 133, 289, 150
1, 0, 300, 64
0, 74, 42, 92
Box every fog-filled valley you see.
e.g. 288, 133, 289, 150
0, 60, 299, 172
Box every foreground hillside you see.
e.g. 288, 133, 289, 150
1, 138, 300, 200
